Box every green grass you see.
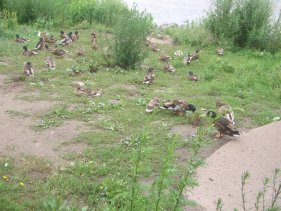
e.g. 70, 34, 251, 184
0, 24, 280, 210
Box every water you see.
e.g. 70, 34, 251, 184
124, 0, 281, 25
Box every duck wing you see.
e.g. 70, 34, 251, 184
215, 117, 240, 136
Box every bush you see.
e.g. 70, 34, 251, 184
205, 0, 281, 53
0, 9, 18, 30
68, 0, 96, 24
164, 21, 213, 47
3, 0, 59, 24
68, 0, 128, 27
112, 6, 153, 69
94, 0, 128, 27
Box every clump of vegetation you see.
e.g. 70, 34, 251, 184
0, 9, 18, 30
205, 0, 281, 53
165, 21, 213, 47
3, 0, 58, 24
112, 6, 153, 69
215, 169, 281, 210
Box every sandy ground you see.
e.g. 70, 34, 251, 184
186, 121, 281, 211
0, 75, 90, 164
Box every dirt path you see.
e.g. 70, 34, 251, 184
0, 75, 89, 165
186, 121, 281, 210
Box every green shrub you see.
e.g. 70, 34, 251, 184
3, 0, 59, 24
68, 0, 128, 27
0, 9, 18, 30
68, 0, 96, 24
94, 0, 128, 27
205, 0, 281, 53
165, 21, 213, 47
112, 6, 152, 69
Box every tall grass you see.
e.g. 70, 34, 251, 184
164, 21, 213, 47
205, 0, 281, 53
3, 0, 58, 24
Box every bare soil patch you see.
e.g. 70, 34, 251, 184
147, 35, 174, 46
0, 74, 90, 165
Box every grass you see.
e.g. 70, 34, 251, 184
0, 24, 281, 210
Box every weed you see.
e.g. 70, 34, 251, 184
52, 105, 71, 120
216, 169, 281, 210
112, 6, 152, 69
36, 117, 62, 129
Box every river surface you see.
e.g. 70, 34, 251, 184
124, 0, 281, 25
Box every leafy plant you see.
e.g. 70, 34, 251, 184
0, 9, 18, 29
205, 0, 281, 53
216, 169, 281, 210
112, 6, 152, 69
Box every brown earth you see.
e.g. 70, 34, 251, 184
0, 75, 90, 165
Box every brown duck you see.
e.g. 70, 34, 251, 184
46, 57, 56, 70
163, 64, 176, 73
187, 71, 199, 81
24, 61, 34, 76
146, 97, 160, 113
207, 111, 239, 138
23, 46, 38, 56
16, 34, 29, 43
160, 99, 196, 116
143, 67, 155, 85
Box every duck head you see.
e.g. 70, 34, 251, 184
187, 104, 196, 112
207, 111, 217, 118
23, 46, 28, 51
16, 34, 20, 38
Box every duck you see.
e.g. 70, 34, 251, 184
163, 64, 176, 73
217, 47, 224, 56
183, 49, 200, 64
76, 47, 85, 56
60, 31, 67, 38
88, 89, 102, 97
45, 44, 55, 52
91, 31, 97, 40
35, 38, 44, 50
71, 81, 86, 89
46, 57, 56, 70
52, 48, 67, 56
24, 61, 34, 76
146, 97, 160, 113
91, 34, 98, 50
71, 31, 79, 41
44, 35, 56, 44
59, 34, 72, 45
187, 71, 199, 81
207, 111, 240, 138
216, 100, 235, 124
74, 86, 102, 97
159, 55, 171, 63
143, 67, 155, 85
160, 99, 196, 116
150, 43, 160, 52
22, 46, 38, 56
45, 44, 67, 56
15, 34, 29, 43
